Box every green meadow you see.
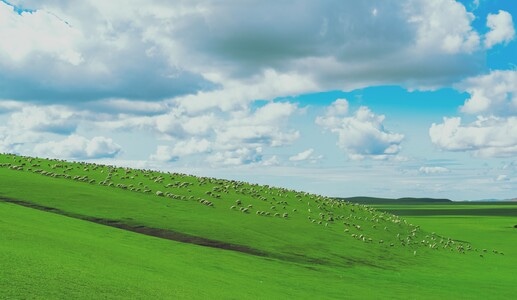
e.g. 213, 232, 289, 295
1, 154, 516, 299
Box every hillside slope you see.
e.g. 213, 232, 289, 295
0, 154, 472, 265
1, 153, 514, 298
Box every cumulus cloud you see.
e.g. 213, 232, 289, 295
485, 10, 515, 49
429, 116, 517, 157
215, 102, 299, 148
317, 99, 404, 160
90, 99, 170, 116
0, 1, 213, 103
0, 0, 502, 106
8, 105, 82, 134
325, 99, 349, 116
175, 0, 484, 89
207, 147, 263, 167
0, 100, 25, 113
458, 70, 517, 115
175, 69, 317, 114
262, 155, 280, 166
207, 102, 299, 165
288, 148, 323, 163
33, 134, 121, 159
150, 138, 212, 162
419, 166, 450, 174
432, 70, 517, 158
0, 1, 83, 65
0, 127, 15, 153
289, 149, 314, 162
495, 174, 509, 182
154, 109, 218, 139
115, 101, 300, 166
408, 0, 480, 54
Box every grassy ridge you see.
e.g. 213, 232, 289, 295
1, 153, 517, 298
0, 154, 448, 267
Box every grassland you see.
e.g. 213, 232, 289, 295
1, 153, 516, 299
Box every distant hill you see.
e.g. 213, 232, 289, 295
337, 196, 452, 205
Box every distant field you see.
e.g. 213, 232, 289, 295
359, 202, 517, 217
1, 154, 516, 299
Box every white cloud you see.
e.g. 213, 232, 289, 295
0, 0, 502, 105
419, 166, 450, 174
150, 138, 212, 162
496, 174, 509, 182
175, 69, 317, 114
429, 116, 517, 157
33, 134, 121, 159
109, 101, 300, 166
154, 109, 217, 138
9, 105, 82, 134
433, 70, 517, 158
472, 0, 480, 10
317, 100, 404, 160
215, 102, 299, 149
0, 127, 15, 153
408, 0, 480, 54
325, 98, 349, 116
149, 146, 175, 162
458, 70, 517, 116
262, 155, 280, 166
207, 147, 263, 166
92, 99, 169, 115
0, 100, 25, 113
0, 0, 211, 102
485, 10, 515, 49
289, 149, 315, 162
0, 1, 83, 65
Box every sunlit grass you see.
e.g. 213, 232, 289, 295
1, 153, 516, 299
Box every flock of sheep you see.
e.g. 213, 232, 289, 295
0, 153, 501, 258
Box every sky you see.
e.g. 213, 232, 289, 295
0, 0, 516, 200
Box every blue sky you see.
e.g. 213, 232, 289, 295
0, 0, 516, 200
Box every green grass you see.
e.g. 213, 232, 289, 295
0, 201, 344, 299
1, 153, 517, 298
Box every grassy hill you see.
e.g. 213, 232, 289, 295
1, 153, 516, 299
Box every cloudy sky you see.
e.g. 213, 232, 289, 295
1, 0, 516, 200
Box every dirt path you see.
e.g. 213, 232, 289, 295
0, 196, 267, 257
